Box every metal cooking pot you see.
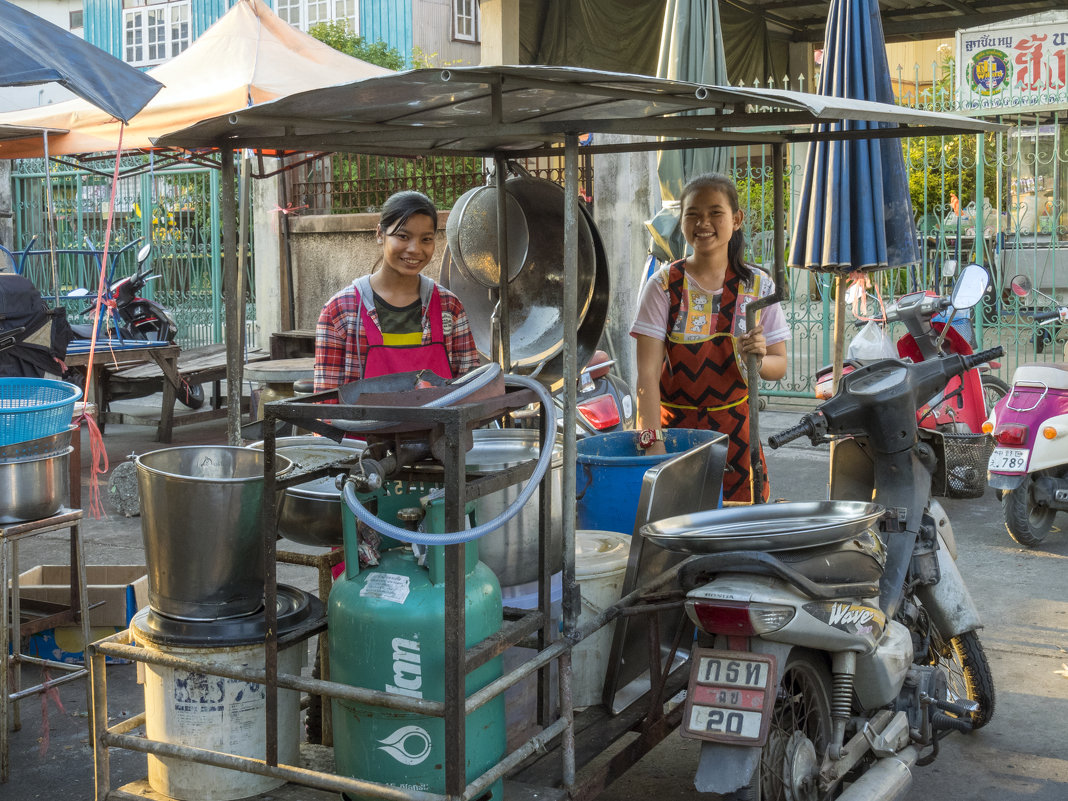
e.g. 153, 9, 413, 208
135, 446, 294, 621
0, 446, 72, 524
247, 437, 365, 547
469, 429, 563, 586
443, 175, 601, 384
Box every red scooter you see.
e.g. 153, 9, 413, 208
816, 263, 1007, 429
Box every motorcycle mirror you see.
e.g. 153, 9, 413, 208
949, 263, 989, 310
1010, 274, 1032, 299
137, 243, 152, 264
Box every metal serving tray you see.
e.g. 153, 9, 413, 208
639, 500, 884, 555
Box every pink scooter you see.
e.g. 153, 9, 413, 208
985, 275, 1068, 547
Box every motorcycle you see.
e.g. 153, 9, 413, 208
642, 337, 1002, 799
985, 274, 1068, 547
511, 348, 635, 436
816, 262, 1008, 421
67, 242, 204, 409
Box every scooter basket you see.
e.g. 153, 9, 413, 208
926, 430, 995, 499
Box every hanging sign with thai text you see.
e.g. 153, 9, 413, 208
956, 19, 1068, 112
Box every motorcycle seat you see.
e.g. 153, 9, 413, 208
770, 528, 885, 584
1015, 362, 1068, 391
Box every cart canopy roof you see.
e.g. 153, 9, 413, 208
155, 65, 1005, 157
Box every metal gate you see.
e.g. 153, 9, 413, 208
9, 155, 250, 350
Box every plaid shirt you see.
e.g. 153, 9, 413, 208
314, 281, 480, 390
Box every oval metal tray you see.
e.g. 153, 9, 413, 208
640, 500, 884, 555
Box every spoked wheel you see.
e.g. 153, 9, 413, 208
926, 626, 996, 732
980, 374, 1010, 413
1003, 475, 1056, 548
728, 650, 834, 801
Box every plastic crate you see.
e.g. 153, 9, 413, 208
0, 378, 82, 446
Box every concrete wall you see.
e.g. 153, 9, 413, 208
591, 141, 661, 392
281, 212, 450, 331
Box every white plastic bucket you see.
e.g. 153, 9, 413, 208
501, 573, 562, 751
573, 530, 631, 708
131, 610, 303, 801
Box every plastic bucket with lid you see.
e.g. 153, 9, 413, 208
575, 429, 723, 535
572, 530, 631, 708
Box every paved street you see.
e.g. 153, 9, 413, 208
3, 403, 1067, 800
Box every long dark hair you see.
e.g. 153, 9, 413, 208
379, 190, 438, 236
678, 173, 755, 287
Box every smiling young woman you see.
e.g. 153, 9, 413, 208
630, 173, 790, 504
313, 190, 480, 391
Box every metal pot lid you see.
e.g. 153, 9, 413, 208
446, 184, 529, 288
131, 585, 324, 647
640, 501, 885, 555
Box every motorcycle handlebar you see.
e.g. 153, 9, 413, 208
768, 417, 815, 450
964, 346, 1004, 369
1029, 310, 1062, 323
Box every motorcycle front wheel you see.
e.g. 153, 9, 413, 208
726, 650, 834, 801
927, 627, 996, 732
1003, 475, 1056, 547
980, 374, 1010, 413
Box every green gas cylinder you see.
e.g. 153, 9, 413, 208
329, 497, 505, 801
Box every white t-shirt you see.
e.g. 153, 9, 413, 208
630, 265, 790, 346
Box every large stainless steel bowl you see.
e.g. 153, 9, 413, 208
470, 429, 563, 586
0, 446, 72, 524
247, 437, 364, 547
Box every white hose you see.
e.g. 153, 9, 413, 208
342, 373, 556, 544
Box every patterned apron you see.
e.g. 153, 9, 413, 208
659, 261, 770, 504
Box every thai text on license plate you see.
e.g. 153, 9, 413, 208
681, 649, 776, 745
988, 448, 1028, 472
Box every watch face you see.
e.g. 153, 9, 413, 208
638, 429, 656, 448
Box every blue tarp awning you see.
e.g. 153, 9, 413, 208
0, 0, 161, 123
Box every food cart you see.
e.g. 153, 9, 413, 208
84, 66, 1002, 801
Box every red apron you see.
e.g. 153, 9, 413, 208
360, 284, 453, 380
659, 261, 770, 504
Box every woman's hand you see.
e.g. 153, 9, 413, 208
739, 325, 788, 381
738, 324, 768, 360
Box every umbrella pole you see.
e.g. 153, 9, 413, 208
746, 144, 786, 504
222, 148, 242, 446
832, 276, 846, 390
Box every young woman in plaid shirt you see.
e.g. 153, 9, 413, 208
314, 191, 480, 390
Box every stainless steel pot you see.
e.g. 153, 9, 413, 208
0, 446, 72, 524
469, 429, 562, 586
247, 437, 365, 548
135, 446, 294, 621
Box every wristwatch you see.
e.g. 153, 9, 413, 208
637, 428, 664, 449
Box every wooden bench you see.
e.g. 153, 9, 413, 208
102, 344, 269, 442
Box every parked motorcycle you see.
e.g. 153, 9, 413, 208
643, 339, 1002, 799
816, 262, 1008, 420
985, 274, 1068, 547
68, 242, 204, 409
511, 349, 634, 436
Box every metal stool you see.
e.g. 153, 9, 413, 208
0, 414, 92, 783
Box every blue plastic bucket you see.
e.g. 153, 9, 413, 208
575, 429, 723, 535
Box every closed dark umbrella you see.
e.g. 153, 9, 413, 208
788, 0, 919, 393
789, 0, 919, 274
0, 0, 161, 121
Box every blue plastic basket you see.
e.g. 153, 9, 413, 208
0, 378, 82, 446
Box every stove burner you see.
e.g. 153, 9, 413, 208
133, 585, 323, 647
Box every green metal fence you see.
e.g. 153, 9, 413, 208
10, 154, 250, 350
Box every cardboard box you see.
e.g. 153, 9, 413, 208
14, 565, 148, 664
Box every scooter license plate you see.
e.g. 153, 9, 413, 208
988, 447, 1028, 472
681, 649, 777, 746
